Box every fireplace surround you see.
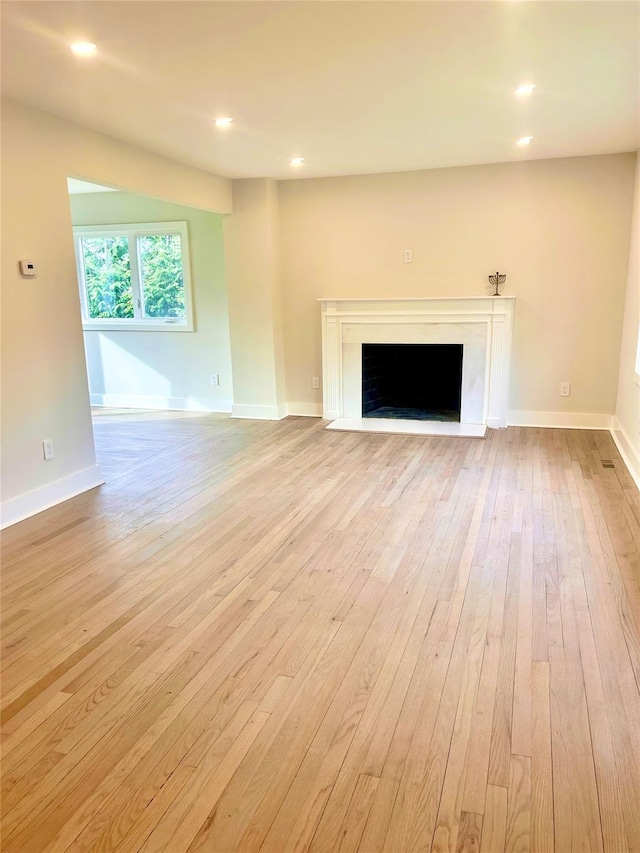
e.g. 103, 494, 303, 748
319, 296, 515, 435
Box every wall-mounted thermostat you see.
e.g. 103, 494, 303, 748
19, 260, 38, 277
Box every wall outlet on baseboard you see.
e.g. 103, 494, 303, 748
560, 382, 571, 397
312, 377, 320, 390
42, 439, 54, 461
210, 374, 220, 386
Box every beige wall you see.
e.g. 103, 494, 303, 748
70, 191, 233, 412
279, 153, 637, 419
614, 154, 640, 486
1, 99, 231, 524
223, 179, 287, 418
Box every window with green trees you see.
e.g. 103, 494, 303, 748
74, 221, 193, 330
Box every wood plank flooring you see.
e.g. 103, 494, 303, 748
2, 410, 640, 852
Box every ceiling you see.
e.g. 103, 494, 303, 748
67, 178, 117, 194
2, 1, 639, 180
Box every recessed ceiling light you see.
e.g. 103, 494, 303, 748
514, 83, 536, 96
517, 136, 533, 146
214, 117, 233, 128
290, 158, 304, 166
70, 42, 97, 56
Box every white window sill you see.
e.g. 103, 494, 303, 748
83, 322, 193, 332
82, 320, 193, 332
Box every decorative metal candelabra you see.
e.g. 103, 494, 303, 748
488, 271, 506, 296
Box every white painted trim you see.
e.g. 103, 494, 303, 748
507, 410, 614, 430
286, 403, 323, 417
74, 220, 194, 332
231, 403, 288, 420
0, 464, 104, 529
320, 296, 515, 428
90, 393, 232, 413
318, 296, 517, 303
610, 418, 640, 491
81, 321, 193, 333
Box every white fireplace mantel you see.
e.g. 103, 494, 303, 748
319, 296, 515, 429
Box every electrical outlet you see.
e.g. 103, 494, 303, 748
312, 377, 320, 390
210, 374, 219, 386
42, 439, 54, 461
560, 382, 571, 397
403, 249, 413, 263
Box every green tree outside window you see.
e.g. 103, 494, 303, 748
138, 235, 185, 318
81, 236, 133, 319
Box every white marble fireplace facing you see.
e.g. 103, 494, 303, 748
320, 296, 515, 432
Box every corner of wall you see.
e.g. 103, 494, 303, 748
613, 151, 640, 492
610, 416, 640, 490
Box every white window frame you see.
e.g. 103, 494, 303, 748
74, 221, 194, 331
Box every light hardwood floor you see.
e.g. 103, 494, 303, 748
2, 410, 640, 852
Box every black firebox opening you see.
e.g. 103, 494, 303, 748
362, 343, 463, 422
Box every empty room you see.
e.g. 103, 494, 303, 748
1, 2, 639, 852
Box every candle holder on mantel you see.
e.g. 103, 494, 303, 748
488, 271, 506, 296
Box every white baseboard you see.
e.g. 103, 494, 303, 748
610, 418, 640, 491
231, 403, 288, 420
486, 416, 506, 429
0, 464, 104, 529
90, 393, 232, 413
507, 410, 614, 430
286, 403, 323, 418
